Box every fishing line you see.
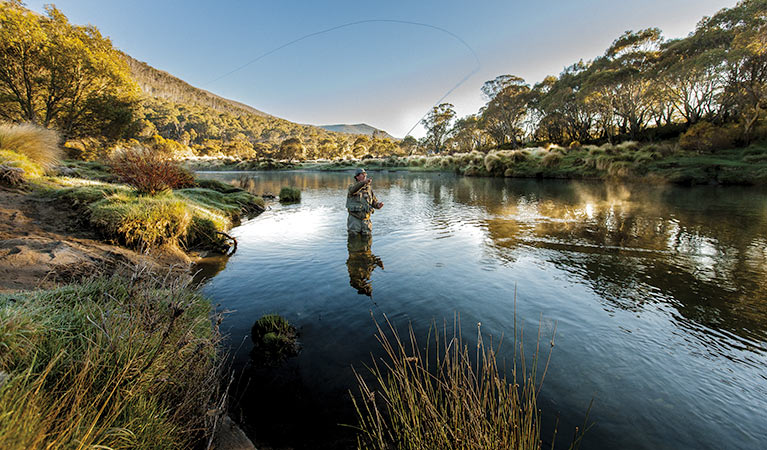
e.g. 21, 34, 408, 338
204, 19, 481, 138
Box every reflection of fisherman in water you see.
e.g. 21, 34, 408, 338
346, 233, 383, 296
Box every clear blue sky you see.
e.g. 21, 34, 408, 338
26, 0, 738, 137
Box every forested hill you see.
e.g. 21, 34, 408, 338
124, 55, 271, 118
319, 123, 396, 140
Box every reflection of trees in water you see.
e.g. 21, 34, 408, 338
479, 182, 767, 347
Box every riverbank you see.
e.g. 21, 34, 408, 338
184, 141, 767, 186
0, 161, 264, 449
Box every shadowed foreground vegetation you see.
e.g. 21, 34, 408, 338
0, 276, 222, 450
351, 317, 587, 450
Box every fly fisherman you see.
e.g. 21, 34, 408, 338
346, 168, 383, 234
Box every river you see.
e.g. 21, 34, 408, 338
195, 170, 767, 450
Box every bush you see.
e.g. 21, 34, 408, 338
0, 276, 221, 450
680, 122, 737, 152
0, 123, 62, 170
110, 147, 195, 195
279, 186, 301, 203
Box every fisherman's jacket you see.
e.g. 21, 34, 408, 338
346, 180, 379, 220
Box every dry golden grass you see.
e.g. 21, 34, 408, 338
0, 123, 62, 170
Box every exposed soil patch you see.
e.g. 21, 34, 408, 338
0, 187, 190, 292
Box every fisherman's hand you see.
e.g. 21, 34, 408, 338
376, 201, 384, 209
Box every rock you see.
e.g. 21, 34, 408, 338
212, 415, 257, 450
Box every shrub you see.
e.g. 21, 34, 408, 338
680, 122, 737, 152
0, 123, 62, 170
0, 276, 221, 450
279, 187, 301, 203
110, 147, 195, 195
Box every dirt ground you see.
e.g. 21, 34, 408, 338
0, 187, 191, 293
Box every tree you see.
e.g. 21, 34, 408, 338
276, 137, 305, 160
480, 76, 531, 147
0, 2, 139, 138
450, 115, 491, 151
698, 0, 767, 142
421, 103, 456, 153
583, 29, 663, 140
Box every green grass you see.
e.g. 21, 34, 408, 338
0, 149, 45, 178
279, 186, 301, 203
0, 276, 221, 450
350, 316, 583, 450
37, 178, 264, 251
250, 314, 299, 366
89, 192, 193, 248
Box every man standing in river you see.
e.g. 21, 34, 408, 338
346, 168, 383, 234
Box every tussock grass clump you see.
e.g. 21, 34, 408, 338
0, 123, 62, 170
279, 186, 301, 203
542, 151, 563, 167
89, 192, 192, 248
351, 317, 570, 450
0, 276, 222, 450
250, 314, 299, 366
608, 161, 634, 177
110, 147, 195, 195
509, 149, 531, 163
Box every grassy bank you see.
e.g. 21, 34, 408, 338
26, 163, 265, 253
0, 276, 222, 449
327, 142, 767, 185
183, 141, 767, 186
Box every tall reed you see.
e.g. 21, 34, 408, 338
350, 312, 575, 450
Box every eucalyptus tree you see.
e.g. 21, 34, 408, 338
532, 62, 597, 144
449, 114, 492, 151
698, 0, 767, 142
0, 1, 138, 138
584, 28, 663, 140
480, 75, 531, 147
421, 103, 456, 153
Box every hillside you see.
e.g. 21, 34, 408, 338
124, 54, 272, 118
319, 123, 396, 140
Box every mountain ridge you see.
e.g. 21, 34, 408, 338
318, 123, 396, 139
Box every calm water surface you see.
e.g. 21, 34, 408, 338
196, 170, 767, 450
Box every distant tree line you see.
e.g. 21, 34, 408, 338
418, 0, 767, 154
